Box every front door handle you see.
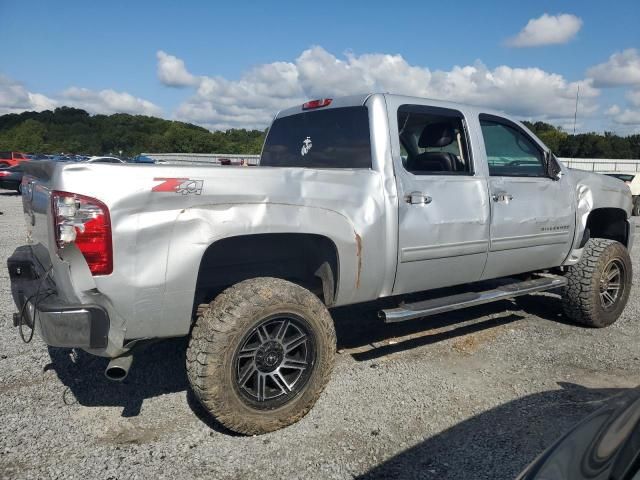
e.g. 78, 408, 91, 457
492, 192, 513, 204
405, 191, 432, 205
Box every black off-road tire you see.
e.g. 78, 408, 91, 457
632, 197, 640, 216
186, 277, 336, 435
562, 238, 632, 327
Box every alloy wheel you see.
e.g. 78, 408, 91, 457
233, 314, 316, 408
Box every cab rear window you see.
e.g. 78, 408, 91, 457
261, 106, 371, 168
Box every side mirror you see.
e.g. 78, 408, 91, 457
545, 152, 563, 180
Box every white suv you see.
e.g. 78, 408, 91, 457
604, 173, 640, 215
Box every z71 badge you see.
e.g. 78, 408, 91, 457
152, 178, 204, 195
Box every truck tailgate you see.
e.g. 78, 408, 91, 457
21, 161, 58, 268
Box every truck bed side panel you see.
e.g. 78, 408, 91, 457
23, 162, 390, 342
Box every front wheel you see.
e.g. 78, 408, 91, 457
186, 277, 336, 435
562, 238, 632, 327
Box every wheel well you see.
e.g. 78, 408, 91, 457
585, 208, 629, 246
194, 233, 339, 309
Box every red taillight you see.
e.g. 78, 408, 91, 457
52, 191, 113, 275
302, 98, 332, 110
0, 171, 9, 177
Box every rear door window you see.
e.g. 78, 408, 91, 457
261, 106, 371, 168
397, 105, 472, 175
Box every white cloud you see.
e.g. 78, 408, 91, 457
506, 13, 582, 47
60, 87, 162, 116
28, 93, 58, 111
0, 75, 57, 114
613, 110, 640, 125
0, 73, 162, 117
157, 50, 197, 87
606, 104, 640, 125
606, 104, 621, 116
166, 46, 599, 130
587, 49, 640, 87
626, 88, 640, 107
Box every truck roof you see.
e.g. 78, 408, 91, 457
275, 93, 522, 127
275, 94, 373, 119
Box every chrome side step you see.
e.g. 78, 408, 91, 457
380, 276, 567, 323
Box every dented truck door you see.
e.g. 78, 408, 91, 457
387, 99, 491, 295
478, 114, 575, 279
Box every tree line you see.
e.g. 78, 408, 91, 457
0, 107, 638, 159
0, 107, 265, 156
522, 121, 640, 159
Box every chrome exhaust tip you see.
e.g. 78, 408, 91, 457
105, 354, 133, 381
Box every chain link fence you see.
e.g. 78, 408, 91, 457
559, 158, 640, 173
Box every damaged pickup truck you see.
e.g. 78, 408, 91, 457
8, 94, 633, 435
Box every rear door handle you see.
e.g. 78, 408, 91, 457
492, 192, 513, 204
405, 191, 432, 205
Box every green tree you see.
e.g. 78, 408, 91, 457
0, 108, 267, 155
0, 119, 46, 151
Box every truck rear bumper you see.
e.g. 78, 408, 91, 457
7, 246, 110, 349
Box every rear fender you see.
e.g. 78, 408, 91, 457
153, 203, 362, 339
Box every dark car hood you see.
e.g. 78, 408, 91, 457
518, 388, 640, 479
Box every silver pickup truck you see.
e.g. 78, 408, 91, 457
8, 94, 633, 435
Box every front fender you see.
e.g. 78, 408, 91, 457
564, 169, 633, 265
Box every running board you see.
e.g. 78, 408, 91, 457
380, 276, 567, 323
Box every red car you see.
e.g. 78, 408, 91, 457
0, 151, 29, 167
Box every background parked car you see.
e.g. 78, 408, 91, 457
84, 156, 126, 164
28, 154, 50, 161
133, 154, 156, 164
603, 172, 640, 215
49, 154, 78, 162
0, 164, 25, 193
0, 151, 29, 167
517, 387, 640, 479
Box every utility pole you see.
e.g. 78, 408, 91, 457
573, 85, 580, 136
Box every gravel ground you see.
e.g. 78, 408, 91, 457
0, 190, 639, 480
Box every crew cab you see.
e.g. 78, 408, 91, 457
0, 151, 29, 167
8, 94, 633, 435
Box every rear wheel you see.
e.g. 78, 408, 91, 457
187, 277, 336, 435
562, 238, 632, 327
